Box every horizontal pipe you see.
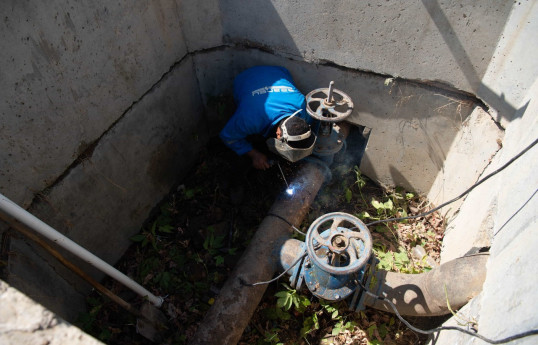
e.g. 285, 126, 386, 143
366, 254, 488, 316
0, 193, 163, 308
279, 239, 488, 317
191, 162, 327, 345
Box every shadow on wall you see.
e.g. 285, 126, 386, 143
219, 0, 519, 123
203, 1, 518, 195
199, 0, 302, 134
219, 0, 301, 57
421, 0, 519, 122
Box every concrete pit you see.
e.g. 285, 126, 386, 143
1, 1, 537, 344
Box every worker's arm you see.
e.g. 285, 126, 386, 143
246, 148, 270, 170
220, 106, 270, 169
220, 107, 257, 156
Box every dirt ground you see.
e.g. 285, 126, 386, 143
78, 137, 446, 345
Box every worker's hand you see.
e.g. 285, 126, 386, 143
247, 149, 271, 170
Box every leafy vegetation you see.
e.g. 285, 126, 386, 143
77, 140, 445, 345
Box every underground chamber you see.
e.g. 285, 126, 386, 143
191, 82, 489, 345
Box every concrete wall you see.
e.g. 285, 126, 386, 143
433, 2, 538, 343
191, 0, 513, 197
218, 0, 513, 95
433, 80, 537, 345
1, 1, 207, 320
0, 1, 189, 207
6, 58, 206, 319
178, 2, 538, 343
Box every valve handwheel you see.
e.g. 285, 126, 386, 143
305, 81, 354, 122
305, 212, 372, 275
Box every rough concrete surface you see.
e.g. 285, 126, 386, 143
219, 0, 513, 94
0, 279, 103, 345
0, 1, 187, 207
479, 1, 538, 127
432, 74, 538, 345
6, 58, 206, 320
427, 107, 503, 220
476, 79, 538, 343
178, 0, 222, 51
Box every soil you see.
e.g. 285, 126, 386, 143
78, 137, 446, 345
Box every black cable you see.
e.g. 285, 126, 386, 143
267, 213, 306, 236
240, 252, 307, 287
355, 280, 538, 344
254, 138, 538, 340
366, 137, 538, 227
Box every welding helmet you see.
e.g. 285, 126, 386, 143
266, 110, 317, 162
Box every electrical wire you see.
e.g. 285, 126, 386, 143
366, 137, 538, 227
239, 252, 307, 287
247, 138, 538, 342
267, 212, 306, 236
355, 280, 538, 344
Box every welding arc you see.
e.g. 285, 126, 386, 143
366, 137, 538, 227
276, 161, 289, 189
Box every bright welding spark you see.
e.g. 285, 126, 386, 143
286, 187, 294, 195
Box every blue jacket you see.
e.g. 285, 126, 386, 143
220, 66, 309, 155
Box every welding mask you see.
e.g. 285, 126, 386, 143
266, 112, 317, 162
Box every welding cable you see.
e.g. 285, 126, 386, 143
267, 213, 306, 236
355, 280, 538, 344
366, 137, 538, 227
240, 252, 308, 287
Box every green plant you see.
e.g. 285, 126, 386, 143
332, 319, 356, 336
263, 328, 284, 345
300, 312, 319, 337
203, 226, 226, 266
275, 284, 311, 313
130, 204, 176, 250
265, 306, 291, 321
76, 296, 114, 342
138, 256, 161, 280
130, 222, 159, 250
318, 300, 357, 336
340, 166, 368, 206
77, 296, 103, 332
373, 245, 430, 274
353, 166, 368, 206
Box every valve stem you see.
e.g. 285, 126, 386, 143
326, 81, 335, 104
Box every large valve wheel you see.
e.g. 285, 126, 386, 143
305, 81, 354, 122
305, 212, 372, 275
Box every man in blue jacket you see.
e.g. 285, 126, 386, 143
220, 66, 316, 170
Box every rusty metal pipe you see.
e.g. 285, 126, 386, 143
191, 162, 327, 345
366, 253, 488, 316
